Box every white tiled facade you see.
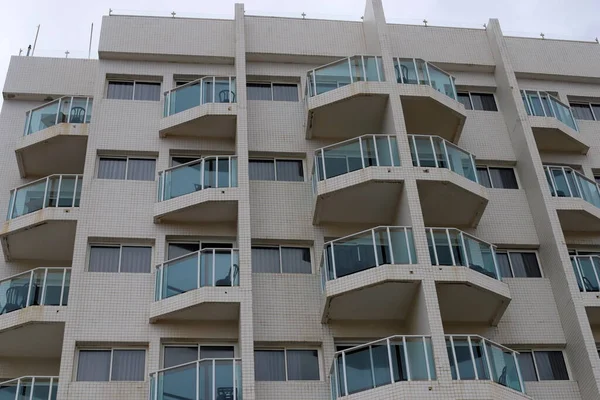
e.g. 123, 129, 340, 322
1, 0, 600, 399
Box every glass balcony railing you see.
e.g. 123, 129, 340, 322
313, 134, 400, 184
157, 156, 237, 202
446, 335, 525, 394
0, 268, 70, 315
544, 165, 600, 209
426, 228, 500, 280
321, 226, 417, 284
521, 90, 578, 131
306, 55, 384, 97
409, 135, 478, 183
571, 255, 600, 292
7, 175, 82, 220
0, 376, 59, 399
394, 58, 457, 100
155, 249, 239, 301
24, 96, 93, 136
330, 335, 435, 398
150, 358, 242, 400
163, 77, 236, 117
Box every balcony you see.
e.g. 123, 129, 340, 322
16, 96, 92, 178
312, 134, 403, 224
150, 358, 242, 400
154, 156, 238, 224
0, 268, 69, 358
521, 90, 588, 154
305, 56, 388, 139
427, 228, 510, 325
395, 58, 466, 142
544, 166, 600, 232
573, 256, 600, 325
159, 77, 237, 138
150, 249, 240, 322
320, 226, 419, 322
446, 335, 526, 396
410, 135, 488, 228
330, 335, 435, 398
0, 377, 59, 399
1, 175, 81, 262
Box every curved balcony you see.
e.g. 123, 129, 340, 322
0, 376, 59, 399
427, 228, 510, 325
395, 58, 466, 142
312, 135, 403, 224
159, 76, 237, 138
446, 335, 526, 395
410, 135, 488, 228
320, 226, 419, 322
305, 56, 389, 139
150, 249, 240, 322
154, 156, 238, 224
522, 90, 588, 153
331, 335, 435, 398
1, 175, 81, 262
544, 166, 600, 232
0, 268, 69, 358
17, 97, 92, 178
573, 256, 600, 325
150, 358, 242, 400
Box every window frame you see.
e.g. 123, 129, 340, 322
254, 347, 321, 381
88, 243, 153, 273
570, 102, 599, 121
161, 343, 239, 369
251, 244, 313, 274
97, 156, 156, 181
106, 80, 162, 101
517, 349, 571, 382
76, 347, 147, 382
476, 165, 519, 189
457, 91, 498, 112
495, 249, 543, 278
248, 158, 305, 182
246, 81, 300, 102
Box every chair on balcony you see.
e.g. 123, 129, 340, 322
215, 264, 239, 287
395, 64, 409, 84
0, 284, 30, 314
219, 90, 236, 103
583, 276, 599, 292
69, 107, 86, 123
216, 387, 235, 400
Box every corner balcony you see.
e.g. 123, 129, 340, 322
1, 175, 81, 262
446, 335, 528, 397
410, 135, 488, 228
150, 358, 241, 400
330, 335, 435, 399
521, 90, 588, 154
427, 228, 510, 325
16, 96, 92, 178
312, 134, 403, 225
320, 226, 419, 322
0, 268, 69, 358
150, 248, 240, 322
0, 377, 59, 399
159, 77, 237, 138
570, 255, 600, 323
154, 156, 238, 224
544, 166, 600, 232
305, 56, 389, 139
395, 58, 466, 142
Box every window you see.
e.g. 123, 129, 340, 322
107, 81, 161, 101
98, 157, 156, 181
570, 102, 600, 121
247, 82, 299, 102
163, 345, 235, 368
251, 246, 312, 274
89, 245, 152, 273
476, 166, 518, 189
77, 348, 145, 381
249, 159, 304, 182
254, 349, 319, 381
517, 350, 569, 381
167, 241, 233, 260
457, 92, 498, 111
496, 251, 542, 278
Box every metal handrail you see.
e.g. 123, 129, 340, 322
163, 76, 236, 116
324, 225, 412, 246
155, 247, 240, 269
313, 134, 393, 153
150, 357, 241, 376
394, 58, 458, 99
521, 89, 578, 131
332, 334, 432, 356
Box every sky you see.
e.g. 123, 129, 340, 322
0, 0, 598, 90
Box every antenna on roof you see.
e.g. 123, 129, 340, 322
423, 19, 428, 27
109, 8, 113, 16
540, 33, 545, 39
483, 23, 487, 28
88, 23, 94, 59
171, 11, 176, 18
596, 37, 599, 44
301, 12, 306, 19
32, 25, 40, 56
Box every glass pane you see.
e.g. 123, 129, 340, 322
471, 338, 490, 380
159, 362, 196, 400
427, 64, 455, 99
489, 168, 518, 189
43, 270, 65, 305
162, 252, 198, 298
425, 338, 436, 379
163, 160, 202, 200
69, 98, 88, 123
432, 230, 453, 265
452, 339, 476, 380
121, 246, 152, 273
164, 346, 198, 369
111, 349, 145, 381
390, 342, 408, 382
361, 137, 378, 168
592, 104, 600, 121
0, 272, 30, 314
345, 347, 374, 394
77, 350, 111, 381
496, 253, 513, 278
31, 378, 52, 400
350, 57, 365, 82
202, 158, 216, 188
57, 177, 77, 207
330, 231, 377, 278
134, 82, 161, 101
413, 137, 436, 167
415, 59, 429, 85
281, 247, 312, 274
217, 158, 231, 188
168, 82, 200, 115
406, 338, 429, 380
15, 378, 32, 400
98, 158, 127, 180
251, 247, 280, 273
11, 180, 47, 218
517, 352, 538, 381
396, 59, 417, 84
551, 97, 578, 131
62, 271, 70, 305
168, 243, 200, 260
127, 159, 155, 181
26, 100, 60, 135
287, 350, 320, 380
200, 251, 214, 286
364, 57, 382, 81
27, 269, 44, 306
458, 93, 472, 109
249, 160, 275, 181
446, 143, 476, 182
0, 381, 18, 400
576, 174, 600, 208
255, 350, 285, 381
201, 346, 234, 359
486, 342, 522, 391
107, 82, 134, 100
215, 78, 234, 103
550, 168, 571, 197
314, 58, 352, 95
526, 91, 545, 116
389, 228, 414, 264
374, 137, 399, 167
477, 167, 492, 188
215, 360, 235, 398
214, 250, 235, 286
85, 99, 93, 123
463, 235, 498, 279
571, 103, 594, 120
322, 139, 363, 179
276, 160, 304, 182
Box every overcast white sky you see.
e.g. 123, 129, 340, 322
0, 0, 598, 90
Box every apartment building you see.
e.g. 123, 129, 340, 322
0, 0, 599, 398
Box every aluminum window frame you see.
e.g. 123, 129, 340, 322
246, 81, 300, 102
75, 347, 147, 382
251, 244, 313, 274
569, 101, 599, 121
475, 165, 520, 189
161, 343, 239, 369
517, 349, 571, 382
254, 347, 322, 381
87, 243, 153, 273
106, 79, 162, 101
456, 91, 498, 112
96, 155, 157, 181
248, 157, 305, 182
495, 249, 543, 278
